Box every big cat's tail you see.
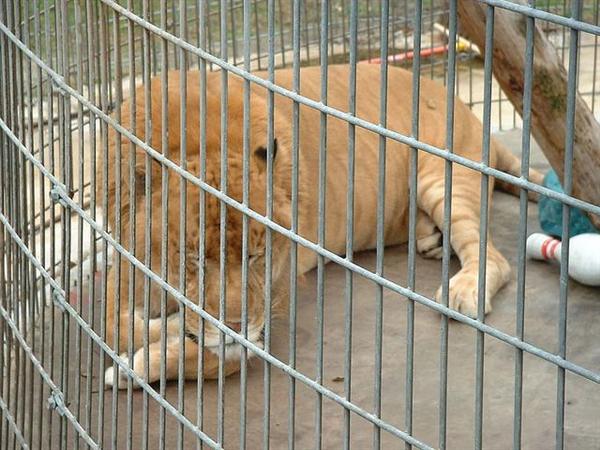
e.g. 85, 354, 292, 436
493, 138, 544, 202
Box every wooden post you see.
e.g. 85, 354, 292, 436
458, 0, 600, 228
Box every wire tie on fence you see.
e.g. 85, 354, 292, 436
51, 289, 67, 313
47, 390, 66, 417
51, 75, 67, 96
49, 184, 69, 207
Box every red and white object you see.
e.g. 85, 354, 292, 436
526, 232, 600, 286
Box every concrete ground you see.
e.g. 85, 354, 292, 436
19, 34, 600, 450
25, 129, 597, 450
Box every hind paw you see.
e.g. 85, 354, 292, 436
417, 230, 444, 259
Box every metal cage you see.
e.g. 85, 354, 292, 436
1, 0, 600, 449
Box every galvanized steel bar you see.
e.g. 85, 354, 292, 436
110, 8, 124, 448
474, 6, 495, 448
556, 1, 581, 448
158, 0, 171, 447
177, 2, 189, 449
477, 0, 600, 36
439, 1, 458, 448
217, 0, 229, 444
196, 0, 209, 446
513, 2, 536, 448
125, 1, 139, 448
343, 0, 358, 448
373, 0, 390, 447
83, 0, 100, 443
240, 0, 252, 447
141, 1, 154, 447
72, 1, 87, 448
264, 0, 276, 448
314, 0, 329, 447
97, 3, 111, 445
405, 0, 422, 446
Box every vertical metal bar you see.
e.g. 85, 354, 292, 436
72, 1, 86, 448
110, 7, 124, 448
24, 2, 38, 447
404, 0, 422, 447
277, 0, 286, 66
59, 1, 74, 444
252, 0, 262, 70
439, 1, 458, 448
229, 0, 238, 64
429, 0, 435, 79
0, 5, 11, 443
373, 0, 390, 449
365, 0, 372, 61
240, 0, 252, 447
196, 0, 208, 445
125, 1, 138, 448
13, 2, 27, 448
84, 0, 99, 443
287, 1, 302, 448
141, 1, 153, 448
11, 10, 21, 450
302, 1, 310, 64
0, 5, 13, 446
177, 2, 188, 450
263, 0, 276, 448
217, 0, 229, 444
158, 0, 170, 447
30, 2, 48, 447
513, 3, 536, 448
98, 0, 109, 447
474, 6, 495, 449
0, 5, 6, 443
42, 2, 57, 446
11, 24, 21, 450
314, 0, 329, 448
592, 3, 600, 114
97, 2, 111, 446
343, 0, 357, 448
556, 1, 581, 448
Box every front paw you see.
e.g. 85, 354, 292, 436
435, 270, 491, 318
104, 353, 141, 390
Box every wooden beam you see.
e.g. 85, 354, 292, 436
458, 0, 600, 228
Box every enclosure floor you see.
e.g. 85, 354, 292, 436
34, 130, 600, 450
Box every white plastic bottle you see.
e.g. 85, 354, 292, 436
526, 232, 600, 286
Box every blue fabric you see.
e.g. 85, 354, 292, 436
538, 169, 599, 238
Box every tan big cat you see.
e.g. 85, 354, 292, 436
101, 64, 542, 387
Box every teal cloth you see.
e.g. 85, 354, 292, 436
538, 169, 599, 238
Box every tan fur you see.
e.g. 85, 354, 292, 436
100, 64, 542, 387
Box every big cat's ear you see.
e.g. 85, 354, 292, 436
254, 138, 278, 164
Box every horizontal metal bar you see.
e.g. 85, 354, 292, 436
2, 105, 600, 386
0, 395, 29, 450
477, 0, 600, 36
2, 20, 599, 221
